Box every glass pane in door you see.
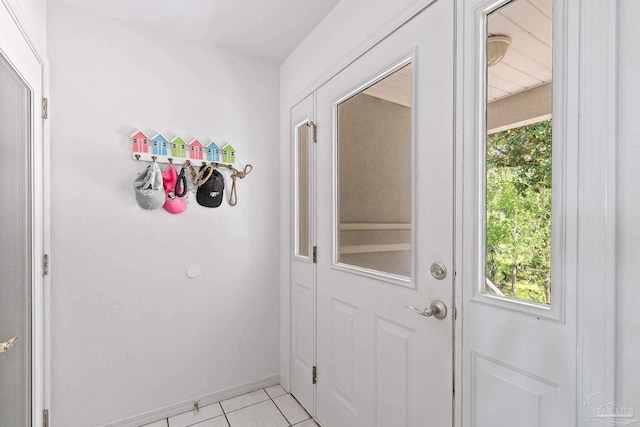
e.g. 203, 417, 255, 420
0, 53, 32, 426
484, 0, 553, 304
336, 64, 412, 279
296, 122, 310, 258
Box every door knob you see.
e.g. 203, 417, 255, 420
0, 336, 17, 353
405, 300, 447, 319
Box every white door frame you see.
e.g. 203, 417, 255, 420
282, 0, 618, 424
0, 1, 49, 425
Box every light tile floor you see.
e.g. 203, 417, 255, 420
142, 385, 319, 427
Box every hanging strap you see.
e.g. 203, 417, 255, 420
175, 167, 188, 197
228, 164, 253, 206
194, 164, 215, 187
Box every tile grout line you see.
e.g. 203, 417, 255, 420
159, 386, 312, 427
222, 409, 231, 427
220, 398, 231, 427
265, 387, 293, 426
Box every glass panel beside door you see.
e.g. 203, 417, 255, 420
0, 51, 33, 426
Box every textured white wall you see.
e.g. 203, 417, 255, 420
278, 0, 431, 389
48, 2, 280, 426
617, 0, 640, 413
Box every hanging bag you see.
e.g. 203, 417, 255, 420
162, 163, 186, 214
133, 161, 164, 210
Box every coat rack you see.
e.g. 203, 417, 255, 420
131, 130, 238, 167
131, 130, 253, 206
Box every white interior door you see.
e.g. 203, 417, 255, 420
290, 94, 316, 414
0, 3, 45, 426
459, 0, 577, 425
315, 1, 455, 426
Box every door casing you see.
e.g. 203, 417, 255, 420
0, 1, 49, 425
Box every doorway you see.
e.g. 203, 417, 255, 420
290, 1, 456, 425
0, 3, 47, 426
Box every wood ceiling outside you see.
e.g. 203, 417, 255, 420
353, 0, 553, 107
487, 0, 553, 103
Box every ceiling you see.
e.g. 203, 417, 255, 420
53, 0, 341, 63
54, 0, 551, 98
487, 0, 553, 102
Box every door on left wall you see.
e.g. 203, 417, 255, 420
0, 3, 46, 426
289, 93, 316, 416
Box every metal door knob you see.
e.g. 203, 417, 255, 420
0, 336, 17, 353
405, 300, 447, 319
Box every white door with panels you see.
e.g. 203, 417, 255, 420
315, 1, 455, 426
0, 3, 47, 427
460, 0, 577, 425
290, 94, 316, 415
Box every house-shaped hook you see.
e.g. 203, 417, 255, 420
170, 136, 187, 158
151, 133, 169, 156
221, 143, 235, 163
189, 139, 204, 160
205, 141, 221, 162
131, 130, 150, 154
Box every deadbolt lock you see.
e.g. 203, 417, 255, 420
430, 262, 447, 280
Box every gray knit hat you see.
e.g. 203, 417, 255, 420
133, 162, 164, 210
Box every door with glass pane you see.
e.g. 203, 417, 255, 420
461, 0, 577, 425
290, 94, 316, 414
0, 3, 45, 426
315, 1, 455, 425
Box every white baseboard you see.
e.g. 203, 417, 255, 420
99, 374, 280, 427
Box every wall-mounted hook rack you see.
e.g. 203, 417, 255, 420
131, 130, 237, 167
130, 130, 253, 206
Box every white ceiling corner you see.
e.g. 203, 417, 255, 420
52, 0, 341, 63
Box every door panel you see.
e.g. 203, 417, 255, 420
316, 1, 455, 426
290, 94, 316, 414
0, 36, 32, 427
461, 0, 576, 425
471, 353, 559, 427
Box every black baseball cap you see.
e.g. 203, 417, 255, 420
196, 168, 224, 208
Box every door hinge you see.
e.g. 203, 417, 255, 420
43, 409, 49, 427
43, 254, 49, 276
312, 246, 317, 264
312, 366, 317, 384
308, 121, 317, 143
42, 98, 48, 119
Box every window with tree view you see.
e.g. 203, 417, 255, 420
484, 0, 553, 305
486, 121, 552, 304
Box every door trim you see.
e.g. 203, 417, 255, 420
0, 1, 49, 425
575, 0, 618, 419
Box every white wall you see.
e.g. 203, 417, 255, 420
617, 0, 640, 413
4, 0, 46, 55
48, 2, 280, 426
278, 0, 432, 389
